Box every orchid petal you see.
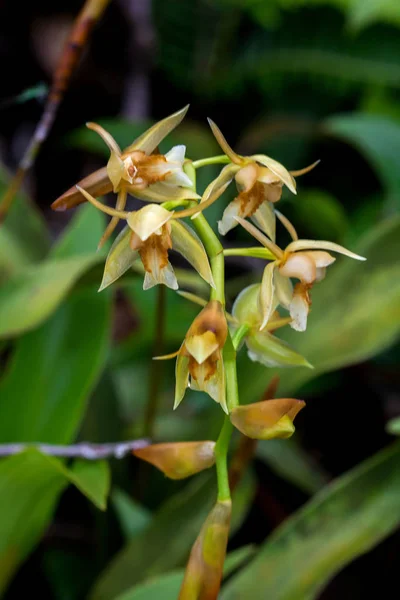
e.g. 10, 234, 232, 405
86, 122, 121, 155
218, 198, 243, 236
174, 349, 190, 409
51, 167, 112, 211
259, 262, 277, 331
274, 269, 293, 309
252, 154, 297, 194
251, 201, 276, 241
204, 357, 227, 413
246, 331, 312, 368
235, 163, 259, 192
98, 188, 128, 249
107, 151, 127, 192
285, 239, 367, 260
234, 217, 283, 259
127, 204, 172, 241
303, 250, 335, 268
123, 105, 189, 156
279, 253, 316, 284
170, 220, 215, 287
99, 225, 138, 291
130, 182, 200, 203
165, 144, 186, 164
143, 261, 178, 291
275, 210, 298, 241
289, 291, 309, 332
201, 163, 239, 207
185, 331, 220, 364
207, 119, 243, 165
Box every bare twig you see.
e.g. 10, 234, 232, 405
0, 439, 150, 460
0, 0, 111, 221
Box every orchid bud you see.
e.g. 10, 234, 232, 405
230, 398, 305, 440
133, 441, 216, 480
179, 500, 231, 600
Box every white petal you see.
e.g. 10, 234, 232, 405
235, 163, 259, 192
127, 205, 172, 241
218, 199, 242, 236
303, 250, 335, 268
164, 169, 193, 188
285, 239, 366, 261
279, 253, 316, 284
165, 144, 186, 165
289, 293, 309, 332
274, 269, 293, 309
315, 267, 327, 282
259, 262, 276, 330
251, 201, 276, 242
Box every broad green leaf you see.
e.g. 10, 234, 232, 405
90, 472, 254, 599
51, 203, 106, 258
256, 438, 329, 495
0, 287, 111, 444
0, 255, 102, 338
0, 169, 50, 261
323, 114, 400, 210
221, 440, 400, 600
239, 216, 400, 401
70, 459, 110, 511
112, 488, 152, 540
114, 545, 255, 600
0, 450, 111, 595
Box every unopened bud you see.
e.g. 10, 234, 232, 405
133, 441, 216, 479
230, 398, 305, 440
179, 500, 231, 600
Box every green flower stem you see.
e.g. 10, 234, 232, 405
192, 155, 231, 169
183, 161, 225, 305
215, 417, 233, 502
183, 160, 245, 504
224, 247, 276, 260
232, 323, 251, 348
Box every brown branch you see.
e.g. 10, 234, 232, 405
0, 0, 111, 222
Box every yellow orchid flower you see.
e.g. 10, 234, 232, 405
156, 301, 228, 412
77, 187, 215, 292
203, 119, 318, 240
237, 216, 366, 332
51, 106, 200, 247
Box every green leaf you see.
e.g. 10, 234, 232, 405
51, 203, 106, 258
114, 545, 255, 600
239, 216, 400, 400
0, 255, 104, 338
112, 488, 152, 540
90, 471, 254, 599
324, 114, 400, 210
256, 438, 329, 495
69, 459, 110, 511
0, 450, 111, 594
221, 440, 400, 600
0, 287, 111, 444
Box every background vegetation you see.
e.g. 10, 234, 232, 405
0, 0, 400, 598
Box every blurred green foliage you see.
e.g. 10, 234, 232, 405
1, 0, 400, 598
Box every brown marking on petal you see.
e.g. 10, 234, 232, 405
51, 166, 112, 211
127, 151, 171, 186
138, 224, 173, 273
188, 351, 219, 384
185, 301, 228, 348
294, 282, 312, 307
236, 180, 281, 221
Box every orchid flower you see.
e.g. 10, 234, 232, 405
237, 216, 366, 332
202, 119, 318, 240
77, 187, 215, 292
52, 106, 200, 247
156, 301, 228, 413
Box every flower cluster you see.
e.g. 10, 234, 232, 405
53, 105, 366, 599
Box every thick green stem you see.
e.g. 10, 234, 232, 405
215, 417, 233, 502
192, 155, 231, 169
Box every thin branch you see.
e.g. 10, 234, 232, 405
0, 0, 111, 221
0, 439, 150, 460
